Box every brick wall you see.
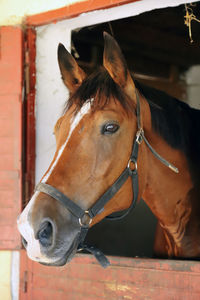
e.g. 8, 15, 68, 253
0, 26, 23, 249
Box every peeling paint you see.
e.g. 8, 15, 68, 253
105, 282, 132, 293
105, 282, 116, 292
124, 296, 132, 299
117, 284, 132, 292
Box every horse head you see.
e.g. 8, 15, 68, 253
17, 33, 149, 266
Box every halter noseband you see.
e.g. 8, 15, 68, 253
35, 92, 178, 268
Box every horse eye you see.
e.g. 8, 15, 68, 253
102, 123, 119, 135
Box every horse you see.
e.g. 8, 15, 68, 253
17, 32, 200, 267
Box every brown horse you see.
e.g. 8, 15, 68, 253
17, 32, 200, 266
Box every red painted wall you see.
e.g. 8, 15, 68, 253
20, 251, 200, 300
0, 26, 23, 249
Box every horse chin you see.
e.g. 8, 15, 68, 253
40, 235, 79, 267
40, 249, 76, 267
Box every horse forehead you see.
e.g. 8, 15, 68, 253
56, 98, 130, 155
57, 101, 91, 137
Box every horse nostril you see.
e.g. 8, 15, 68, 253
37, 221, 53, 248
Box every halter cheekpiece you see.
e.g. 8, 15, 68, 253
35, 91, 179, 268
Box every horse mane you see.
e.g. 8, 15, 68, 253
64, 68, 200, 184
135, 80, 200, 184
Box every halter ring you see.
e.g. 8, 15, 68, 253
128, 159, 137, 172
79, 211, 93, 227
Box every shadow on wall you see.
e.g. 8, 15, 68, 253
86, 199, 157, 258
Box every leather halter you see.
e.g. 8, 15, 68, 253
35, 91, 179, 268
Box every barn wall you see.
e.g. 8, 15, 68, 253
0, 26, 23, 300
0, 26, 23, 249
20, 251, 200, 300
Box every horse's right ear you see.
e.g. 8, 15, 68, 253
57, 44, 85, 94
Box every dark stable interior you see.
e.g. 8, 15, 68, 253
71, 3, 200, 258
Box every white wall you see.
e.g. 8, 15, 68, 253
0, 0, 85, 26
185, 65, 200, 109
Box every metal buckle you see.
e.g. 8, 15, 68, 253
127, 159, 137, 172
136, 128, 144, 145
79, 211, 93, 227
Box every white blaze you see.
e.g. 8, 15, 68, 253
42, 100, 92, 182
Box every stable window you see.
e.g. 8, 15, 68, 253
32, 1, 200, 258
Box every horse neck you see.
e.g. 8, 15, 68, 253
139, 97, 200, 256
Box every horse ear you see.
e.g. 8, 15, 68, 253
103, 32, 136, 102
57, 43, 86, 94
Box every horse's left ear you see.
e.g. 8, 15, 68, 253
103, 32, 136, 102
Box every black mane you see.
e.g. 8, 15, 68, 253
135, 81, 200, 184
65, 68, 200, 184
